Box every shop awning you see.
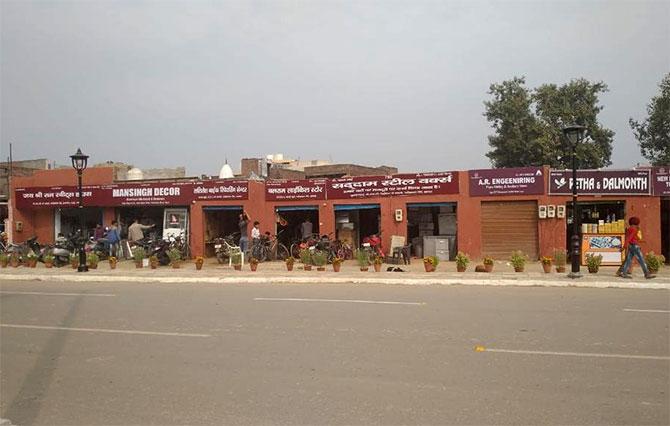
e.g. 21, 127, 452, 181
275, 205, 319, 212
334, 204, 380, 211
203, 206, 243, 211
407, 202, 455, 208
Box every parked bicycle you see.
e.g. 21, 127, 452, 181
251, 231, 289, 262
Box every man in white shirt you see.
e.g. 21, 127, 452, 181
251, 221, 261, 240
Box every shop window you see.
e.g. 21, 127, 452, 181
334, 205, 380, 249
566, 201, 626, 250
406, 203, 457, 259
117, 207, 165, 241
56, 207, 103, 238
275, 207, 319, 247
204, 207, 243, 257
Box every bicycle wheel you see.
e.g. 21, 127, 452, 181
275, 243, 289, 261
290, 243, 301, 259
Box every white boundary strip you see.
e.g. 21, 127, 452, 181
0, 324, 211, 338
254, 297, 425, 306
623, 308, 670, 313
483, 348, 670, 361
0, 291, 115, 297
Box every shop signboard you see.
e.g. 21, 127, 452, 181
581, 234, 624, 266
549, 169, 651, 196
327, 172, 458, 199
468, 167, 544, 196
265, 179, 326, 201
14, 180, 249, 209
653, 167, 670, 196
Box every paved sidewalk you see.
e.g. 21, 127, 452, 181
1, 258, 668, 289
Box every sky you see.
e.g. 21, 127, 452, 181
1, 0, 668, 176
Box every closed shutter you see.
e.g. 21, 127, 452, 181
481, 201, 539, 260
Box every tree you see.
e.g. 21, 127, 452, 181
630, 73, 670, 166
484, 77, 615, 169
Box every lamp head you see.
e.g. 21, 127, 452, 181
70, 148, 89, 172
562, 124, 587, 147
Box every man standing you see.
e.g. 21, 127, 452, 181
106, 220, 121, 257
238, 212, 250, 256
128, 218, 154, 242
300, 217, 313, 240
619, 216, 655, 279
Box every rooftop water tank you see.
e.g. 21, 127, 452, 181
127, 167, 144, 180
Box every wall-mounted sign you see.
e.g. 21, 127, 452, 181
549, 170, 651, 196
15, 180, 249, 209
468, 167, 544, 196
327, 172, 459, 199
265, 179, 326, 201
653, 167, 670, 196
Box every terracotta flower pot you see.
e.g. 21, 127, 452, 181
233, 264, 242, 271
423, 263, 434, 272
10, 259, 20, 268
286, 264, 294, 271
514, 266, 524, 273
89, 263, 98, 270
250, 263, 258, 271
172, 262, 181, 269
588, 266, 599, 274
484, 263, 493, 273
109, 262, 117, 270
457, 265, 466, 272
195, 262, 203, 270
333, 263, 341, 272
556, 265, 566, 273
317, 266, 326, 271
542, 263, 552, 273
373, 264, 382, 272
150, 262, 158, 269
29, 260, 38, 268
0, 260, 7, 268
45, 262, 53, 269
303, 265, 312, 271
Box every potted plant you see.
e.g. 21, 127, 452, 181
423, 256, 439, 272
26, 252, 38, 268
42, 253, 54, 268
70, 253, 79, 269
312, 250, 327, 271
645, 252, 665, 275
0, 253, 8, 268
167, 247, 182, 269
133, 247, 146, 268
553, 249, 567, 273
355, 249, 370, 272
285, 256, 295, 271
541, 256, 552, 273
586, 253, 602, 274
482, 256, 494, 272
248, 257, 259, 271
372, 255, 383, 272
108, 256, 118, 270
299, 249, 312, 271
510, 251, 527, 272
9, 253, 20, 268
87, 252, 99, 269
149, 255, 159, 269
231, 252, 242, 270
194, 256, 204, 270
455, 252, 469, 272
332, 256, 343, 272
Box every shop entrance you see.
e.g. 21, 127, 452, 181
117, 207, 164, 240
407, 203, 457, 259
662, 199, 669, 264
204, 206, 243, 257
334, 204, 380, 249
481, 201, 539, 260
275, 206, 319, 247
55, 207, 103, 238
566, 201, 626, 250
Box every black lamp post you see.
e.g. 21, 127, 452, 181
562, 124, 586, 279
70, 148, 89, 272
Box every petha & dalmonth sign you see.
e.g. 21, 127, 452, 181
14, 180, 249, 209
548, 169, 651, 196
265, 179, 327, 201
468, 167, 545, 196
327, 172, 459, 199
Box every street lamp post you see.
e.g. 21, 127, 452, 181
562, 125, 586, 279
70, 148, 89, 273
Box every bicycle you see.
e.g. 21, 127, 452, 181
252, 232, 289, 262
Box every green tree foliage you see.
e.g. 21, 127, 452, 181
484, 77, 614, 169
629, 73, 670, 166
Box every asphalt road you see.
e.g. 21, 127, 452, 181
1, 280, 668, 425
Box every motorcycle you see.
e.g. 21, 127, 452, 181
362, 234, 384, 257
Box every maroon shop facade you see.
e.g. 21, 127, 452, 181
10, 166, 666, 262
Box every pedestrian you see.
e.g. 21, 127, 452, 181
238, 211, 250, 256
106, 220, 121, 257
251, 221, 261, 241
128, 218, 154, 242
300, 217, 313, 240
619, 216, 655, 279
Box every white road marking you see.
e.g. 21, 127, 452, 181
0, 324, 210, 338
481, 347, 670, 361
623, 308, 670, 313
254, 297, 425, 306
0, 291, 115, 297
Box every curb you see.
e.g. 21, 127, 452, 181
1, 273, 668, 290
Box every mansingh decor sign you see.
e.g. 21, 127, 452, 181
549, 169, 651, 196
14, 180, 249, 208
327, 172, 459, 199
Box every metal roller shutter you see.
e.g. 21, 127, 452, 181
481, 201, 539, 260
